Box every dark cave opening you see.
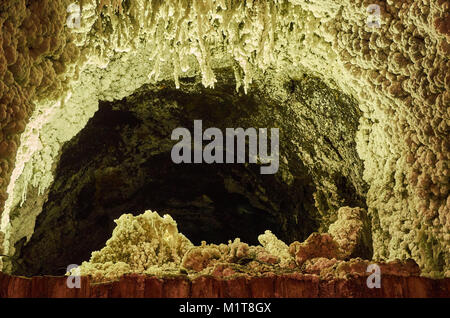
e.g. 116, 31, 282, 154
12, 80, 321, 276
11, 71, 368, 276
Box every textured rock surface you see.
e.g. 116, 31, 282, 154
0, 0, 81, 260
10, 72, 364, 275
0, 0, 448, 279
290, 233, 342, 266
73, 211, 193, 282
329, 206, 372, 259
26, 210, 383, 283
0, 272, 449, 298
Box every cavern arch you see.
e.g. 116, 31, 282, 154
0, 0, 448, 288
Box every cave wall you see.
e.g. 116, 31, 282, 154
0, 0, 448, 276
11, 70, 367, 275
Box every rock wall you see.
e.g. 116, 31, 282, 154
11, 71, 366, 275
0, 0, 448, 277
1, 272, 449, 298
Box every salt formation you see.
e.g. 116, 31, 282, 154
74, 211, 193, 281
290, 207, 372, 266
180, 231, 297, 277
302, 257, 421, 279
290, 233, 342, 265
258, 230, 292, 267
328, 206, 372, 259
74, 210, 419, 282
0, 0, 448, 277
75, 211, 295, 281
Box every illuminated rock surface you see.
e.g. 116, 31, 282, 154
67, 211, 418, 283
11, 72, 366, 276
0, 0, 449, 289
